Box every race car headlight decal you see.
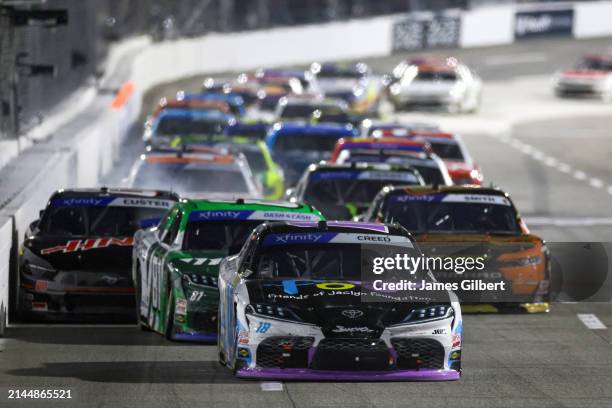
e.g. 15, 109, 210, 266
401, 305, 454, 325
499, 255, 542, 268
182, 273, 218, 288
246, 303, 304, 322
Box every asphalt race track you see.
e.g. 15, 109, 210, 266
1, 37, 612, 408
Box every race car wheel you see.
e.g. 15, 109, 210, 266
134, 267, 151, 332
164, 292, 175, 340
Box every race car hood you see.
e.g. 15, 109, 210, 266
413, 233, 545, 268
168, 249, 228, 275
24, 235, 134, 272
245, 279, 450, 337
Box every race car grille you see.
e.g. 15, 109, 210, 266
186, 311, 217, 333
256, 336, 314, 368
391, 338, 445, 369
311, 339, 392, 371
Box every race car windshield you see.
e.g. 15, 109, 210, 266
183, 220, 262, 253
240, 149, 267, 174
342, 154, 445, 186
579, 57, 612, 71
317, 71, 363, 79
428, 141, 464, 160
304, 175, 420, 208
41, 205, 167, 237
273, 134, 343, 153
156, 117, 226, 136
253, 243, 427, 281
416, 71, 457, 81
133, 166, 250, 194
382, 200, 520, 234
279, 104, 317, 119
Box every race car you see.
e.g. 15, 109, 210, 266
177, 92, 247, 117
552, 54, 612, 100
211, 138, 285, 200
143, 108, 235, 149
266, 122, 358, 186
388, 57, 482, 113
16, 188, 179, 321
335, 149, 454, 187
406, 131, 483, 185
217, 220, 463, 380
329, 137, 432, 163
310, 62, 386, 115
274, 96, 352, 124
361, 120, 440, 137
127, 149, 263, 199
363, 185, 550, 313
133, 199, 324, 341
224, 120, 270, 139
286, 162, 424, 219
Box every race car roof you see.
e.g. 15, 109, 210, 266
156, 108, 233, 121
142, 151, 237, 165
48, 188, 180, 202
256, 220, 408, 238
270, 123, 356, 137
379, 185, 510, 199
177, 199, 324, 221
306, 161, 420, 174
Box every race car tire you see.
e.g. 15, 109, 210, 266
134, 266, 151, 332
164, 291, 175, 340
217, 312, 227, 366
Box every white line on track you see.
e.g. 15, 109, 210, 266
589, 178, 604, 188
260, 382, 284, 391
577, 314, 607, 330
573, 170, 587, 180
492, 135, 610, 195
484, 52, 548, 66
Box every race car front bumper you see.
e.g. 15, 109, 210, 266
18, 285, 135, 321
236, 367, 460, 381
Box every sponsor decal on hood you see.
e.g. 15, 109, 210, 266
40, 237, 134, 255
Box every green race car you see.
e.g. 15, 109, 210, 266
132, 198, 323, 341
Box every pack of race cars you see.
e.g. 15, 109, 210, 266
15, 56, 556, 381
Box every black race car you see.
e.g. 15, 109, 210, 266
15, 188, 179, 322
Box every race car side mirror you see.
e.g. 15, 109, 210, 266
239, 267, 254, 278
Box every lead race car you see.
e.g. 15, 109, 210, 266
16, 188, 179, 321
133, 199, 324, 341
218, 221, 462, 381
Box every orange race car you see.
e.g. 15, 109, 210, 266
363, 185, 550, 313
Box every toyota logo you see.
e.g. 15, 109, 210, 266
341, 309, 364, 319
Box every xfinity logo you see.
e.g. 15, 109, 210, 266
332, 325, 373, 334
60, 198, 105, 206
274, 233, 323, 244
198, 211, 242, 219
341, 309, 364, 319
516, 15, 553, 35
